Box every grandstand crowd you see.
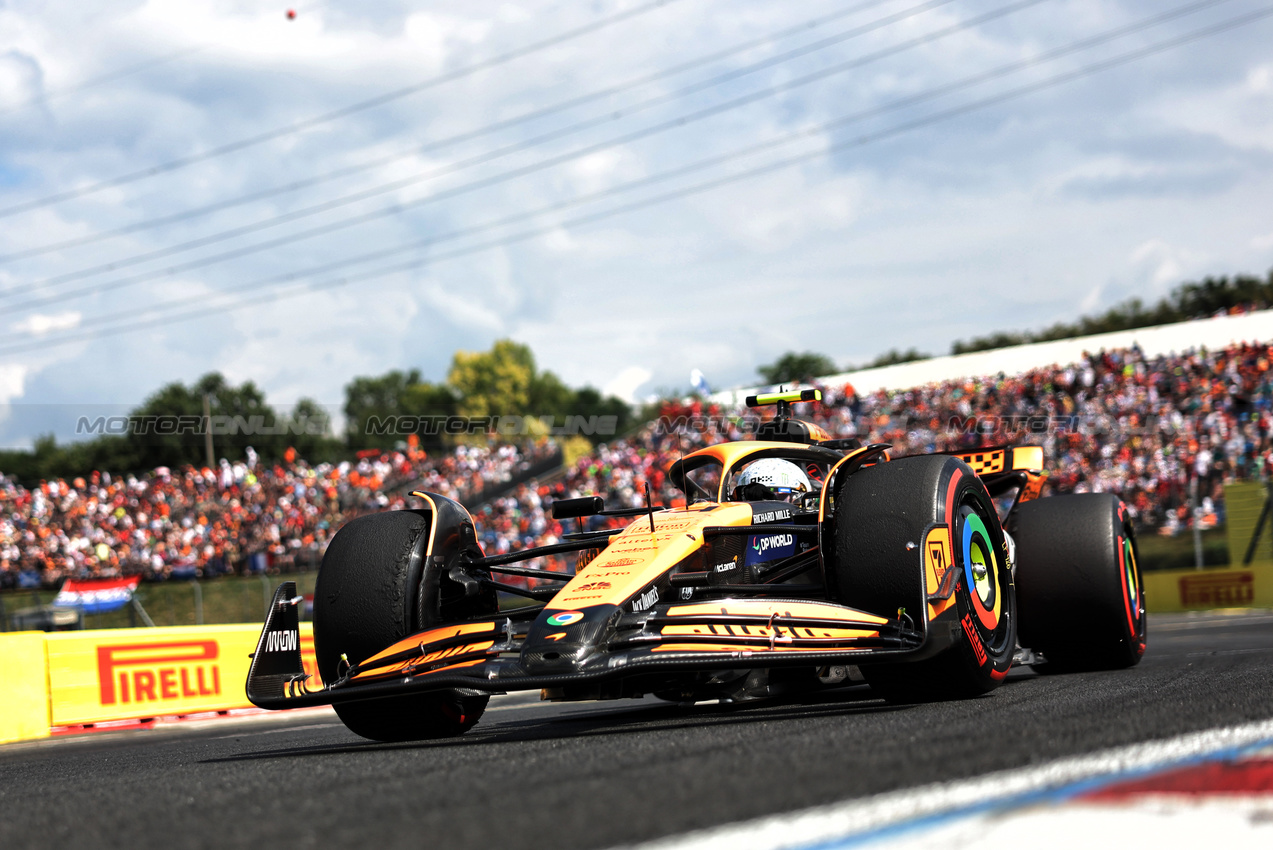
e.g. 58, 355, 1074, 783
4, 338, 1273, 590
0, 441, 558, 591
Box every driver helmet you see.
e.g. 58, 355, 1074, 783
733, 458, 812, 503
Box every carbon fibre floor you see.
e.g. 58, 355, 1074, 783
2, 609, 1271, 850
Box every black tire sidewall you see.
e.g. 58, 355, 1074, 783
313, 509, 433, 685
313, 508, 493, 740
1015, 493, 1146, 670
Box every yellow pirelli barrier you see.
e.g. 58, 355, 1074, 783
1143, 561, 1273, 613
0, 632, 52, 744
1141, 481, 1273, 613
0, 623, 319, 742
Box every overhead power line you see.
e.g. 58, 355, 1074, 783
0, 0, 689, 220
0, 0, 904, 264
3, 0, 1035, 302
0, 0, 1232, 315
2, 1, 1267, 359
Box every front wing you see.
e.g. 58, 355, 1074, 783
246, 583, 932, 710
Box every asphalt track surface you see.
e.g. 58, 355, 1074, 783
3, 609, 1272, 850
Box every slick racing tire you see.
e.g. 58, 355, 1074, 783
828, 455, 1016, 702
314, 510, 490, 742
1014, 493, 1146, 672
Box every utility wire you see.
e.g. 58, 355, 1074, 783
0, 0, 690, 220
0, 0, 1230, 314
3, 1, 1267, 358
0, 0, 903, 263
3, 0, 1035, 300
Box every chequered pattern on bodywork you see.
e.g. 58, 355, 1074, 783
958, 450, 1006, 475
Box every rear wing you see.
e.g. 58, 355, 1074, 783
946, 445, 1044, 477
941, 445, 1049, 517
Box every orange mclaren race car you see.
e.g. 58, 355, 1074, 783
247, 390, 1146, 741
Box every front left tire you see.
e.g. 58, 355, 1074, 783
827, 454, 1017, 701
314, 509, 490, 742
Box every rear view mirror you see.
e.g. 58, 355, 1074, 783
551, 496, 605, 520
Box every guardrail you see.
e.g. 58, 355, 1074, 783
0, 622, 319, 745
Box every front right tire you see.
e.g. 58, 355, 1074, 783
1014, 493, 1146, 672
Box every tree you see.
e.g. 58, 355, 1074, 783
757, 351, 839, 385
400, 382, 458, 450
344, 369, 420, 450
567, 386, 634, 439
447, 339, 536, 419
287, 397, 344, 463
124, 372, 284, 469
864, 348, 930, 368
528, 369, 574, 419
343, 369, 456, 451
950, 270, 1273, 354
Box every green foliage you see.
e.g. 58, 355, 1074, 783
0, 433, 136, 484
757, 351, 839, 385
864, 347, 931, 368
1134, 526, 1229, 571
448, 339, 536, 419
0, 374, 343, 484
344, 338, 632, 449
343, 368, 457, 451
289, 398, 346, 463
952, 271, 1273, 355
528, 369, 575, 417
567, 386, 634, 438
0, 341, 632, 485
127, 373, 272, 469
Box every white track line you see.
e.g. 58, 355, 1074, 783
618, 718, 1273, 850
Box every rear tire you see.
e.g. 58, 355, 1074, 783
828, 455, 1016, 702
1014, 493, 1146, 672
314, 510, 490, 741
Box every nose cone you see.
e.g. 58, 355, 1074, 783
520, 605, 619, 672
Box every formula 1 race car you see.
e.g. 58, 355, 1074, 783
247, 390, 1146, 741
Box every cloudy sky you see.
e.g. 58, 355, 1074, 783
0, 0, 1271, 445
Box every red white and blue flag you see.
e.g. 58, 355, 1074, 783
53, 576, 141, 614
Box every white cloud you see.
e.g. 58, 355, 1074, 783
0, 364, 27, 407
1247, 65, 1272, 94
601, 365, 652, 404
11, 311, 82, 336
0, 0, 1271, 441
421, 282, 504, 334
1128, 240, 1201, 291
542, 227, 576, 253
